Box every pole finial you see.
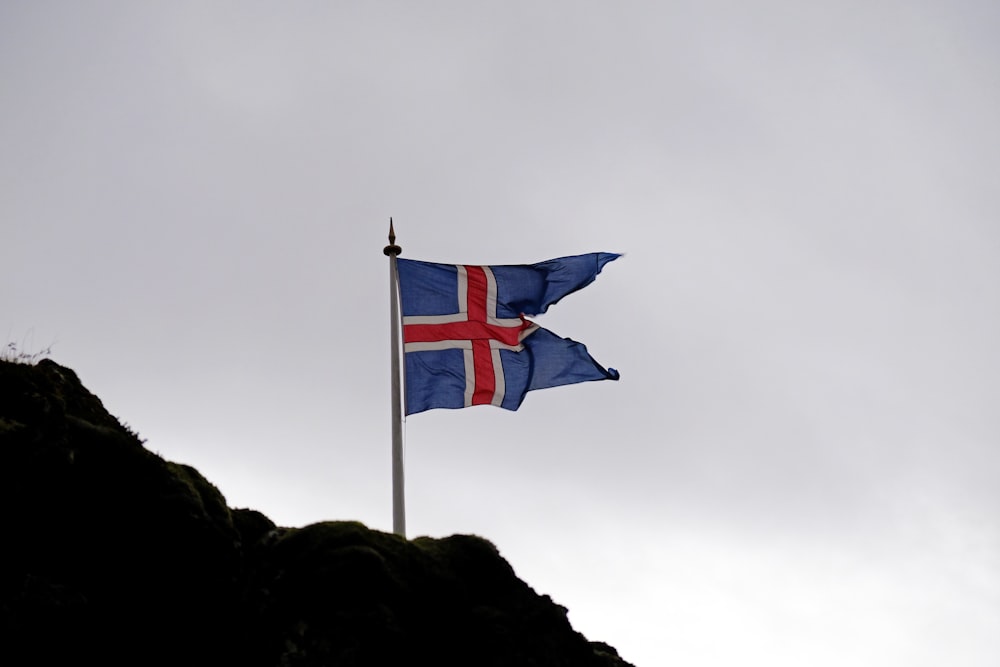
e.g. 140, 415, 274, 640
383, 217, 402, 257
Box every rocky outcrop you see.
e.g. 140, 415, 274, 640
0, 360, 633, 666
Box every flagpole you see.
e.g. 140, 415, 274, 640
384, 219, 405, 537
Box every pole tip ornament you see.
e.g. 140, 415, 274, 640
383, 218, 402, 257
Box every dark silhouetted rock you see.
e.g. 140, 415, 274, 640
0, 359, 634, 666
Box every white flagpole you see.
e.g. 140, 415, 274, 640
384, 219, 405, 537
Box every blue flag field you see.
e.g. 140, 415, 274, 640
397, 252, 620, 414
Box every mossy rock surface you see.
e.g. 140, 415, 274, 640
0, 360, 634, 667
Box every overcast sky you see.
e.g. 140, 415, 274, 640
3, 2, 999, 665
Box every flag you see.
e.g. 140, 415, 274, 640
396, 252, 620, 414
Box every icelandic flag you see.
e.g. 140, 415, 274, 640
397, 252, 620, 415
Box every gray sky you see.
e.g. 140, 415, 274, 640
3, 2, 999, 664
